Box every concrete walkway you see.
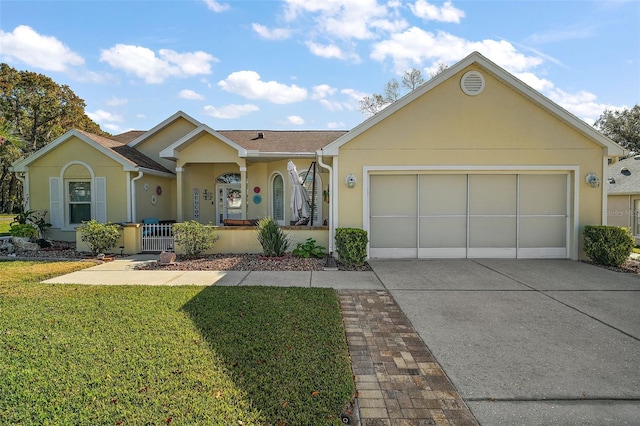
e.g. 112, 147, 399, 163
43, 255, 385, 289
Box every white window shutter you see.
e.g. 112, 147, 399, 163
49, 177, 62, 228
95, 177, 107, 223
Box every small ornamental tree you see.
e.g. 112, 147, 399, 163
172, 221, 219, 257
78, 220, 121, 255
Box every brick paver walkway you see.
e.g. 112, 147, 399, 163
339, 290, 478, 426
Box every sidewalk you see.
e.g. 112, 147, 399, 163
42, 255, 478, 425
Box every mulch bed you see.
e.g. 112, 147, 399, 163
135, 253, 372, 272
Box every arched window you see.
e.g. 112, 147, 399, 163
216, 173, 241, 184
271, 173, 284, 225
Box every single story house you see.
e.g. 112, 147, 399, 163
607, 155, 640, 244
11, 52, 625, 259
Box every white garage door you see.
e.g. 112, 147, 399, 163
369, 174, 569, 259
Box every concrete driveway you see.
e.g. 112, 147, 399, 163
369, 259, 640, 425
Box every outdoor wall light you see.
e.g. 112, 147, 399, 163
585, 173, 600, 188
345, 174, 357, 188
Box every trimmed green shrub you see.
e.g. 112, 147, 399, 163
78, 220, 121, 255
335, 227, 368, 267
292, 237, 326, 258
583, 225, 634, 267
256, 217, 290, 257
173, 220, 219, 257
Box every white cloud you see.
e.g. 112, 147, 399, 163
371, 27, 542, 73
100, 44, 217, 84
179, 89, 205, 100
204, 0, 230, 12
546, 88, 619, 124
311, 84, 337, 100
286, 115, 305, 125
252, 23, 291, 40
106, 97, 128, 106
103, 123, 123, 133
284, 0, 406, 40
409, 0, 465, 23
305, 41, 360, 62
87, 109, 124, 123
218, 71, 307, 104
0, 25, 84, 71
327, 121, 346, 129
203, 104, 259, 119
513, 72, 554, 92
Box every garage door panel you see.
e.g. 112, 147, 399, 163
519, 216, 567, 248
469, 217, 516, 248
469, 175, 517, 215
419, 216, 466, 248
369, 172, 569, 260
370, 175, 417, 216
419, 174, 467, 215
370, 217, 417, 248
520, 174, 567, 215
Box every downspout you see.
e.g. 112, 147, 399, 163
131, 171, 144, 223
317, 150, 334, 254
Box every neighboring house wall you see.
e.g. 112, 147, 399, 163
334, 65, 607, 259
27, 135, 128, 240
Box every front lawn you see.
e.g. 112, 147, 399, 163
0, 261, 355, 425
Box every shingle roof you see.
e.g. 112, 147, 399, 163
607, 156, 640, 195
110, 130, 146, 143
76, 130, 173, 174
218, 130, 347, 153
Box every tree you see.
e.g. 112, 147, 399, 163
359, 65, 448, 117
594, 105, 640, 153
0, 63, 105, 212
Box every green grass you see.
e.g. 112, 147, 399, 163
633, 246, 640, 255
0, 214, 13, 234
0, 261, 355, 425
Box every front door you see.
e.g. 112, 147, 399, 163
217, 184, 242, 225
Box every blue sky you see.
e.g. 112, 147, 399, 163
1, 0, 638, 134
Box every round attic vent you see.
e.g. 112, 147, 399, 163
461, 71, 485, 96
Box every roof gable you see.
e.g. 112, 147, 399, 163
321, 51, 625, 157
159, 124, 248, 160
128, 110, 201, 148
11, 129, 173, 175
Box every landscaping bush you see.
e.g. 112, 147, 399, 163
335, 228, 368, 267
292, 237, 326, 258
583, 225, 634, 267
256, 217, 290, 257
9, 223, 38, 239
172, 220, 219, 257
78, 220, 121, 255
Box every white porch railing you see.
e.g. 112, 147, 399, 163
141, 223, 174, 253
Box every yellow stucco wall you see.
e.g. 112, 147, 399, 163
27, 136, 129, 241
134, 174, 176, 222
334, 65, 608, 258
134, 116, 196, 171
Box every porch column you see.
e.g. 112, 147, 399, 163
176, 166, 184, 222
240, 166, 247, 220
